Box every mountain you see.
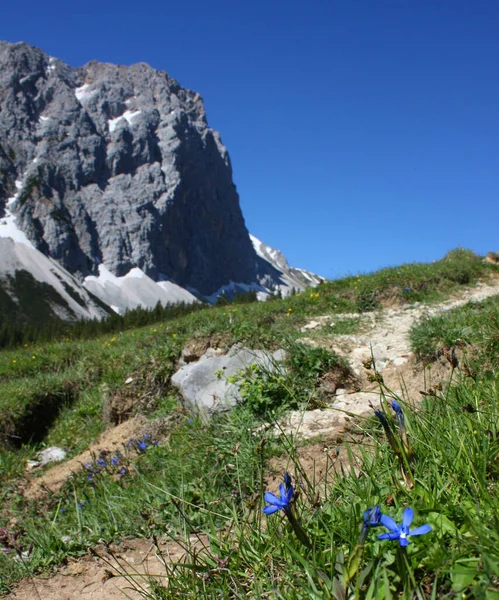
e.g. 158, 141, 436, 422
0, 238, 110, 326
0, 41, 320, 317
250, 235, 322, 296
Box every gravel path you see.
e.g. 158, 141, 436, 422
280, 278, 499, 439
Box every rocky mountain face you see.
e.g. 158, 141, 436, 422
0, 41, 320, 315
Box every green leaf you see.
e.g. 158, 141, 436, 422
382, 566, 394, 600
451, 558, 480, 592
346, 544, 363, 584
427, 512, 458, 536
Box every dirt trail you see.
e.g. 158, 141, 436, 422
269, 278, 499, 494
24, 416, 146, 501
280, 278, 499, 440
6, 535, 208, 600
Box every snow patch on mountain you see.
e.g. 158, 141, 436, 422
74, 83, 97, 103
83, 265, 198, 314
0, 213, 35, 249
1, 179, 36, 249
84, 236, 323, 311
108, 110, 142, 133
0, 238, 109, 321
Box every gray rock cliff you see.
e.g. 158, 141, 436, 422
0, 41, 256, 295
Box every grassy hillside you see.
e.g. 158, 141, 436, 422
0, 249, 498, 598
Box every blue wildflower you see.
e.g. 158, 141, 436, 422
263, 483, 293, 515
391, 399, 406, 430
363, 505, 382, 528
373, 408, 389, 428
391, 399, 402, 415
137, 440, 148, 451
378, 507, 431, 547
111, 456, 119, 466
372, 407, 399, 454
96, 458, 106, 468
119, 467, 127, 476
390, 399, 413, 462
263, 476, 311, 547
77, 501, 86, 510
358, 505, 382, 545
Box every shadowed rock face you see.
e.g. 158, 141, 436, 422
0, 41, 256, 295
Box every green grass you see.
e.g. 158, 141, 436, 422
326, 247, 495, 312
142, 370, 499, 599
0, 248, 498, 597
410, 294, 499, 371
0, 407, 271, 594
112, 305, 499, 599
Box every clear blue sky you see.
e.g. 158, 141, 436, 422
1, 1, 498, 279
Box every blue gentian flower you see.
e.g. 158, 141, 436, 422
359, 505, 382, 545
363, 505, 382, 528
373, 409, 389, 427
391, 400, 402, 415
372, 407, 399, 453
391, 400, 405, 430
111, 456, 120, 466
137, 440, 148, 451
96, 458, 106, 468
283, 471, 292, 490
390, 399, 413, 461
378, 507, 431, 547
263, 483, 293, 515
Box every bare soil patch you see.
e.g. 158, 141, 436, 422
6, 535, 208, 600
24, 417, 146, 501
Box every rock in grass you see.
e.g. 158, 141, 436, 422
171, 346, 285, 416
36, 446, 67, 466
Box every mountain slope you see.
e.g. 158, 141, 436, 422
0, 238, 110, 324
0, 40, 320, 316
